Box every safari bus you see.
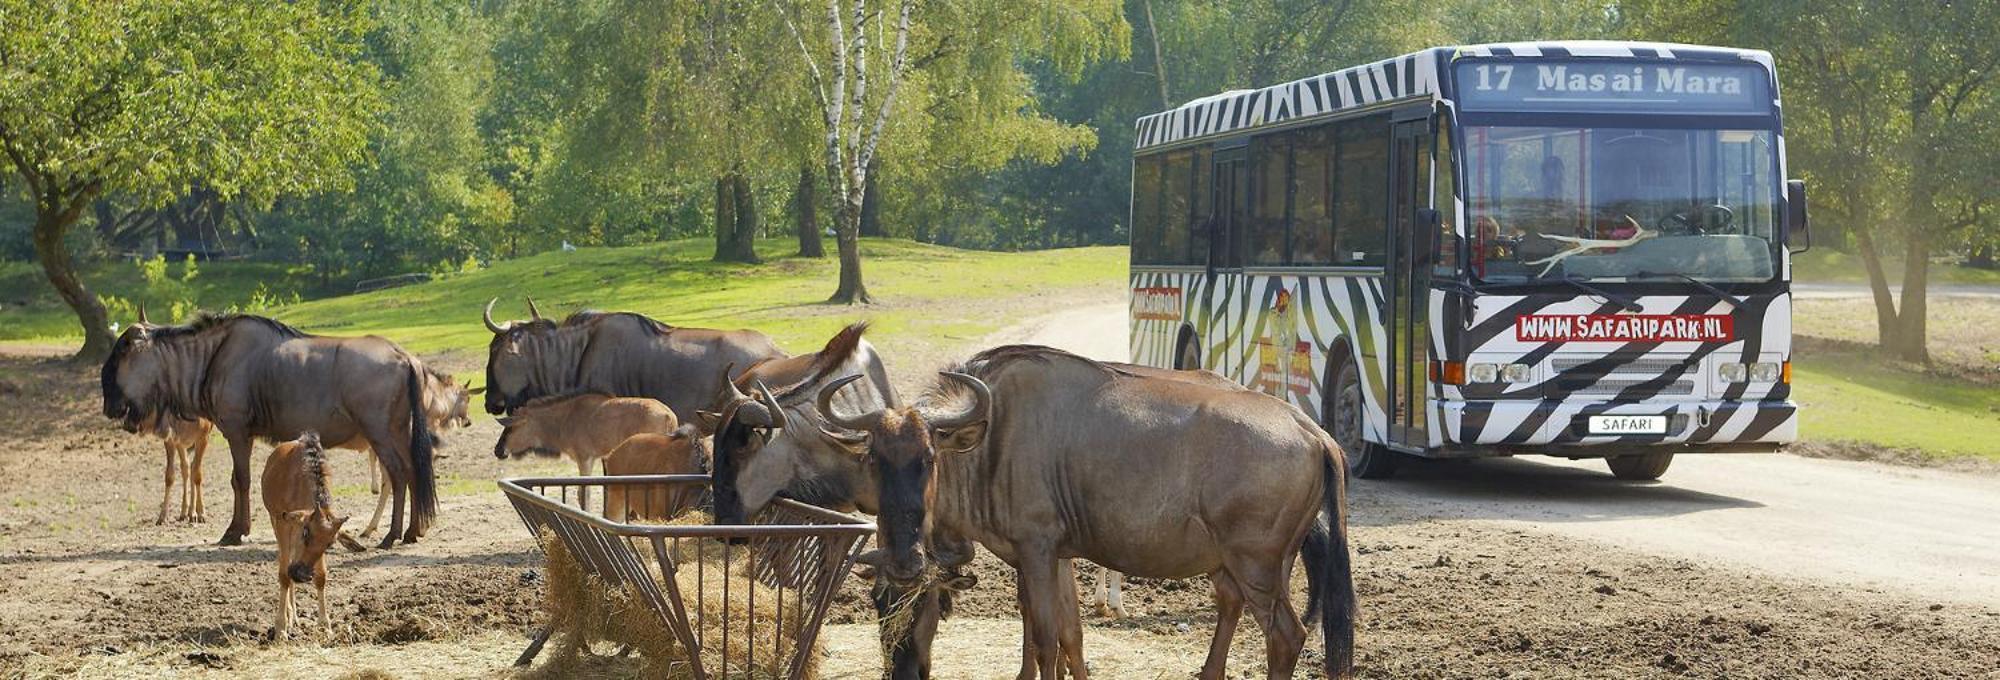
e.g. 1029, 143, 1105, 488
1126, 41, 1808, 480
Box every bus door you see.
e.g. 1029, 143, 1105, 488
1387, 115, 1432, 449
1210, 144, 1247, 379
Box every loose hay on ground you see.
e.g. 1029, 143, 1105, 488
531, 514, 820, 680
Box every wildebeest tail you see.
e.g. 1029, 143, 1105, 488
1300, 510, 1331, 625
405, 362, 438, 532
1319, 440, 1355, 678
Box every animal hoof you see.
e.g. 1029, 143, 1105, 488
218, 534, 245, 547
375, 536, 397, 550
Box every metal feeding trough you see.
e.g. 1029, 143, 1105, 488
501, 475, 874, 679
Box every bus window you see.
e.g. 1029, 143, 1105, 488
1432, 117, 1459, 277
1132, 154, 1163, 264
1335, 115, 1389, 266
1292, 126, 1335, 265
1190, 147, 1212, 266
1161, 150, 1192, 264
1250, 134, 1291, 265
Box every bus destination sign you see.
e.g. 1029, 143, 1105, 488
1455, 60, 1770, 114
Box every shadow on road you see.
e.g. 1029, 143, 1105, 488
1349, 455, 1763, 527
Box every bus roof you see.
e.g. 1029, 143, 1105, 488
1133, 41, 1775, 153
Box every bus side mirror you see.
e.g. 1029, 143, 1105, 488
1415, 208, 1442, 265
1785, 179, 1811, 254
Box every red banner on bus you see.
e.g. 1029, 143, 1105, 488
1515, 314, 1735, 342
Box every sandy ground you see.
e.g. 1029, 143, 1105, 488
2, 292, 1998, 678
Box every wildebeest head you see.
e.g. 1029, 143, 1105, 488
867, 562, 978, 680
816, 372, 991, 586
279, 433, 363, 583
702, 364, 788, 525
422, 368, 474, 434
482, 297, 556, 415
100, 313, 172, 433
491, 397, 573, 461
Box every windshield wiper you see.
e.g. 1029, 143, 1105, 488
1550, 275, 1644, 313
1634, 271, 1743, 309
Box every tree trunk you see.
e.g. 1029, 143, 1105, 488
33, 212, 114, 362
795, 164, 824, 258
829, 190, 871, 303
858, 158, 884, 238
1891, 236, 1930, 363
1144, 0, 1170, 108
713, 174, 737, 262
729, 173, 761, 263
1851, 210, 1901, 351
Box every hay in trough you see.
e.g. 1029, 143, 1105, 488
535, 515, 822, 679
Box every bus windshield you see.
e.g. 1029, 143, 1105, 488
1465, 125, 1779, 284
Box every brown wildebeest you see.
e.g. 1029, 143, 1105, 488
815, 346, 1355, 679
861, 561, 978, 680
101, 313, 438, 548
492, 392, 684, 509
140, 412, 213, 524
343, 367, 472, 538
600, 425, 711, 522
262, 432, 365, 639
480, 299, 786, 420
701, 322, 897, 526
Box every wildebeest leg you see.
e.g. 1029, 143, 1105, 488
188, 434, 207, 523
221, 432, 255, 545
366, 429, 412, 549
1019, 553, 1078, 680
575, 457, 593, 512
1199, 569, 1246, 680
361, 452, 389, 538
1014, 571, 1042, 680
272, 523, 293, 639
1052, 559, 1089, 677
1231, 556, 1305, 679
157, 441, 178, 525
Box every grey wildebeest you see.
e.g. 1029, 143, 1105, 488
101, 313, 437, 548
263, 432, 366, 639
480, 299, 786, 420
814, 346, 1355, 679
600, 426, 711, 522
492, 391, 680, 508
700, 322, 896, 527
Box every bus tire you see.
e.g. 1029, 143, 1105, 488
1328, 358, 1398, 480
1606, 452, 1674, 481
1174, 331, 1201, 370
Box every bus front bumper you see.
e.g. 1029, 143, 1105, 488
1439, 399, 1798, 450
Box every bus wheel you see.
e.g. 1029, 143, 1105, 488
1606, 452, 1674, 481
1175, 333, 1200, 370
1330, 359, 1398, 479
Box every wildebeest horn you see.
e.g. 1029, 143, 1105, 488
816, 374, 882, 432
137, 303, 149, 325
483, 298, 504, 333
926, 372, 991, 430
525, 297, 543, 321
718, 363, 749, 404
753, 379, 786, 428
854, 548, 889, 568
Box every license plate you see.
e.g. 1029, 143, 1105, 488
1588, 415, 1667, 435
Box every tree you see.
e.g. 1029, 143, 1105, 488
1624, 0, 2000, 363
793, 164, 825, 257
0, 0, 379, 360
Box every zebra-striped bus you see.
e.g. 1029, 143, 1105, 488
1128, 41, 1807, 480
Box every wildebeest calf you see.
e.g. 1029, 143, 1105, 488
601, 425, 711, 522
493, 392, 678, 509
142, 413, 213, 525
263, 433, 364, 639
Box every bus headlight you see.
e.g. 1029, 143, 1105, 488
1467, 363, 1499, 384
1717, 362, 1747, 383
1502, 363, 1533, 383
1749, 362, 1782, 383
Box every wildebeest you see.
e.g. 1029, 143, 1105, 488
480, 299, 786, 419
815, 346, 1355, 679
600, 426, 711, 522
862, 562, 977, 680
701, 322, 896, 526
343, 366, 471, 538
101, 313, 437, 548
262, 432, 365, 639
492, 392, 682, 512
141, 412, 213, 525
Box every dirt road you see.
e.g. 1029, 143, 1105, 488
1021, 302, 2000, 610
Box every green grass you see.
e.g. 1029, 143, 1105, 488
1, 238, 1128, 367
0, 257, 313, 340
1792, 249, 2000, 286
1792, 354, 2000, 460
